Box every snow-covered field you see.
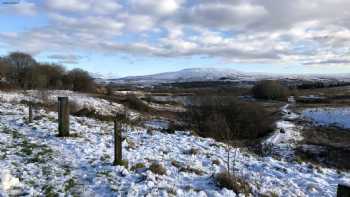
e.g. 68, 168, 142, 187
302, 107, 350, 129
0, 90, 140, 119
0, 99, 349, 196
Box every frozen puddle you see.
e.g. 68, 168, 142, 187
302, 107, 350, 129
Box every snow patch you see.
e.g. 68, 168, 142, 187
0, 168, 21, 193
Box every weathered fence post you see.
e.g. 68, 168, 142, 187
28, 104, 33, 123
113, 120, 122, 165
58, 97, 69, 137
337, 184, 350, 197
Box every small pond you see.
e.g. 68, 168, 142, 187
302, 107, 350, 129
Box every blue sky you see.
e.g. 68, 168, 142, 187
1, 0, 350, 77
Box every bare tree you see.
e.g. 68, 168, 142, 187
215, 115, 240, 175
5, 52, 37, 88
0, 58, 10, 80
65, 68, 96, 92
252, 80, 290, 101
0, 52, 95, 92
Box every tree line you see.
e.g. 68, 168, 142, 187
297, 81, 350, 89
0, 52, 95, 92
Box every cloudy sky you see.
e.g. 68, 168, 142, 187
1, 0, 350, 76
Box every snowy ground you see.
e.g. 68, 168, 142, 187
0, 90, 140, 119
302, 107, 350, 129
146, 102, 186, 113
0, 101, 349, 196
264, 104, 303, 159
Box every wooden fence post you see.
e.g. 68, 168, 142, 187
337, 184, 350, 197
58, 97, 69, 137
113, 120, 122, 165
28, 104, 33, 123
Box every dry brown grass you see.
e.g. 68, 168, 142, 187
171, 160, 204, 175
179, 166, 204, 176
295, 123, 350, 170
171, 160, 183, 168
296, 85, 350, 106
212, 159, 221, 165
149, 163, 166, 175
183, 148, 200, 155
215, 171, 252, 195
302, 126, 350, 148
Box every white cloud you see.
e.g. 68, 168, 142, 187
92, 0, 122, 15
45, 0, 121, 15
130, 0, 182, 16
123, 14, 155, 33
0, 0, 37, 16
48, 54, 83, 64
182, 2, 267, 30
45, 0, 90, 12
2, 0, 350, 67
49, 14, 124, 37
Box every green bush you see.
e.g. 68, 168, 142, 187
252, 80, 290, 100
131, 163, 146, 171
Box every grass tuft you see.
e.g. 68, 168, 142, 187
149, 162, 166, 175
183, 148, 200, 155
131, 163, 146, 171
215, 171, 252, 195
212, 159, 221, 165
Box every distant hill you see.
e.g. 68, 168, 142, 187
100, 67, 350, 85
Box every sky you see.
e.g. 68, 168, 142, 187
1, 0, 350, 77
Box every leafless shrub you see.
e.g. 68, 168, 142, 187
252, 80, 290, 101
184, 96, 275, 140
124, 94, 150, 113
1, 52, 96, 92
251, 143, 275, 157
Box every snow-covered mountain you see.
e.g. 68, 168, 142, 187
91, 72, 121, 84
107, 67, 350, 85
110, 68, 273, 84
